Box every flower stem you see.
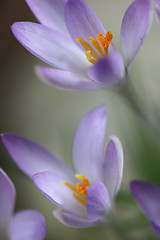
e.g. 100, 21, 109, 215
115, 75, 160, 143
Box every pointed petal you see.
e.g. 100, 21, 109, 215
64, 0, 105, 51
121, 0, 152, 66
0, 169, 15, 231
36, 67, 104, 91
155, 0, 160, 25
33, 171, 87, 218
11, 22, 87, 74
87, 51, 125, 86
130, 181, 160, 225
9, 210, 46, 240
151, 221, 160, 237
1, 133, 74, 181
103, 136, 123, 199
72, 105, 107, 183
26, 0, 69, 35
53, 209, 100, 228
87, 180, 111, 219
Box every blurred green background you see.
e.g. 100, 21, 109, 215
1, 0, 160, 239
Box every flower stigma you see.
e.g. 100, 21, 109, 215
76, 31, 113, 64
62, 174, 90, 206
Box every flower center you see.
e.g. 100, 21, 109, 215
62, 174, 90, 206
76, 31, 113, 64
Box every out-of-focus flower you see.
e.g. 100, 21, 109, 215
154, 0, 160, 24
11, 0, 152, 91
1, 105, 123, 228
0, 168, 46, 240
130, 181, 160, 237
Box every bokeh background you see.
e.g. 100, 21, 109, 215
1, 0, 160, 239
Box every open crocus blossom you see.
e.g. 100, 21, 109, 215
0, 168, 46, 240
1, 105, 123, 228
130, 181, 160, 237
11, 0, 152, 91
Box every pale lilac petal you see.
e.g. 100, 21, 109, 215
36, 67, 105, 91
1, 133, 74, 181
103, 136, 123, 199
121, 0, 152, 66
155, 3, 160, 25
64, 0, 106, 51
0, 169, 15, 231
53, 209, 100, 228
87, 180, 111, 219
33, 171, 87, 218
72, 105, 107, 183
87, 51, 125, 86
151, 221, 160, 237
130, 181, 160, 226
11, 22, 88, 74
9, 210, 46, 240
26, 0, 69, 35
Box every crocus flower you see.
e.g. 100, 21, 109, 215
1, 105, 123, 228
11, 0, 152, 91
154, 0, 160, 24
130, 181, 160, 237
0, 168, 46, 240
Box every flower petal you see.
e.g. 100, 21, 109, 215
87, 51, 125, 86
87, 180, 111, 220
1, 133, 74, 181
103, 136, 123, 199
72, 105, 107, 183
151, 221, 160, 237
121, 0, 152, 66
0, 169, 15, 231
53, 209, 100, 228
26, 0, 69, 35
36, 67, 104, 91
9, 210, 46, 240
130, 181, 160, 225
11, 22, 88, 74
155, 0, 160, 25
64, 0, 106, 51
33, 171, 87, 218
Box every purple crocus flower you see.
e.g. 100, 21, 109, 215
0, 168, 46, 240
1, 105, 123, 228
130, 181, 160, 237
11, 0, 152, 91
155, 0, 160, 24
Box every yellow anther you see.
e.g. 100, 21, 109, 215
76, 38, 98, 59
97, 31, 113, 55
89, 37, 104, 56
62, 174, 90, 206
86, 51, 96, 64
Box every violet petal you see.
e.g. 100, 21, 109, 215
103, 136, 123, 199
1, 133, 74, 181
87, 180, 111, 219
9, 210, 46, 240
36, 67, 105, 91
130, 181, 160, 226
53, 209, 100, 228
26, 0, 69, 35
151, 221, 160, 237
87, 51, 125, 86
121, 0, 152, 67
11, 22, 88, 74
33, 171, 87, 218
0, 169, 15, 231
64, 0, 105, 51
72, 105, 107, 182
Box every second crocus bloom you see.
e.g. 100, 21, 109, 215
2, 105, 123, 228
